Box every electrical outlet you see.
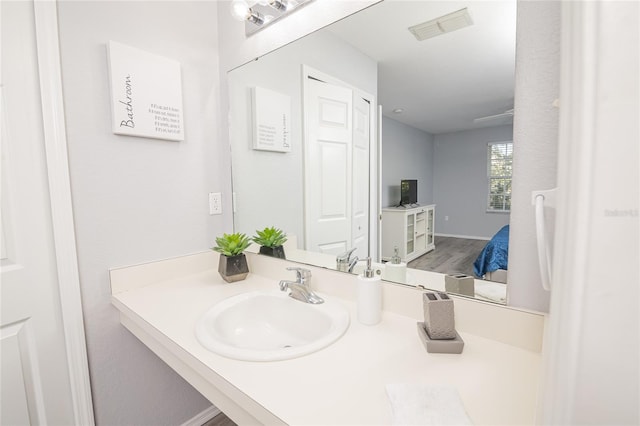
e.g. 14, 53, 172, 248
209, 192, 222, 215
444, 215, 449, 221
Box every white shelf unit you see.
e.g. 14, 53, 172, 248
381, 204, 435, 262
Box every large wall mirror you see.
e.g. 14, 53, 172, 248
229, 0, 518, 305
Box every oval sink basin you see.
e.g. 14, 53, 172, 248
196, 290, 350, 361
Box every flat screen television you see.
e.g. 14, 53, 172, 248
400, 179, 418, 205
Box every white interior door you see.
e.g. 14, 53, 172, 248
1, 2, 85, 424
304, 78, 353, 255
352, 96, 370, 256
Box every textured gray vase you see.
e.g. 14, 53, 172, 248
218, 254, 249, 283
258, 245, 286, 259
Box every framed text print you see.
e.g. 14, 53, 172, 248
251, 86, 291, 152
107, 41, 184, 141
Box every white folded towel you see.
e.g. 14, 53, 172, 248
385, 384, 472, 425
474, 280, 507, 304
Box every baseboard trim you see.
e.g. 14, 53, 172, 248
435, 233, 490, 241
181, 406, 221, 426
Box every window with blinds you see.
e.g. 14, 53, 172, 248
487, 142, 513, 212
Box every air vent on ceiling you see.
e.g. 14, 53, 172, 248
408, 8, 473, 41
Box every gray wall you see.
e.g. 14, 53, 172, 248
57, 2, 226, 424
55, 1, 379, 423
381, 116, 434, 208
381, 1, 560, 313
230, 31, 377, 247
381, 118, 511, 239
507, 0, 560, 312
433, 125, 512, 239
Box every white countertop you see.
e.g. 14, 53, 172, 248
110, 252, 542, 425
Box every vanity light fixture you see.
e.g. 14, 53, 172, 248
230, 0, 265, 25
231, 0, 314, 36
266, 0, 289, 12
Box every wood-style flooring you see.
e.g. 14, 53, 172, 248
202, 413, 236, 426
408, 236, 488, 277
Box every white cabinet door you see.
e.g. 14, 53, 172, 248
405, 212, 416, 258
382, 205, 436, 262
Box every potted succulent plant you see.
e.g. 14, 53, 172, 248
252, 226, 287, 259
212, 232, 251, 282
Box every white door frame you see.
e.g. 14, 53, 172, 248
540, 1, 638, 424
301, 65, 378, 260
31, 2, 94, 424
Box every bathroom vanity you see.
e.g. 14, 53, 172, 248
110, 251, 544, 425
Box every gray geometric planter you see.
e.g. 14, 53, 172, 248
258, 245, 286, 259
218, 254, 249, 283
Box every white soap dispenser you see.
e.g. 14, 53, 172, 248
383, 246, 407, 283
357, 257, 382, 325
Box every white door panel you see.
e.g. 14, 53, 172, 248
318, 141, 348, 218
305, 78, 352, 255
1, 320, 47, 425
304, 73, 372, 258
1, 1, 80, 424
318, 98, 350, 128
352, 97, 370, 256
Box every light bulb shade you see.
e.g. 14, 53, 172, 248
230, 0, 251, 21
268, 0, 288, 11
247, 11, 265, 25
231, 0, 265, 25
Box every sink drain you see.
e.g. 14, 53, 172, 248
282, 345, 292, 348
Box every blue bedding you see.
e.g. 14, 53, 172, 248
473, 225, 509, 277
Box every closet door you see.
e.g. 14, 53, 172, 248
304, 78, 353, 255
351, 96, 370, 256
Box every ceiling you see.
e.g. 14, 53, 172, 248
327, 0, 517, 135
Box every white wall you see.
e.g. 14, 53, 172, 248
541, 1, 638, 423
57, 2, 228, 424
433, 125, 512, 239
381, 116, 434, 208
216, 0, 381, 72
230, 30, 377, 247
507, 0, 560, 312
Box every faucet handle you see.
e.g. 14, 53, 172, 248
336, 247, 357, 262
286, 266, 311, 283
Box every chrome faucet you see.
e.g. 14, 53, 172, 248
279, 267, 324, 304
336, 248, 358, 273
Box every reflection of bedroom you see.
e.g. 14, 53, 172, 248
381, 116, 512, 283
